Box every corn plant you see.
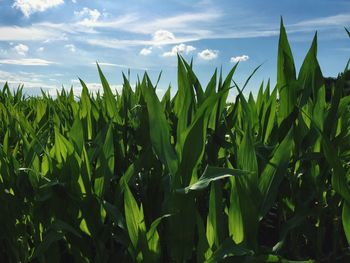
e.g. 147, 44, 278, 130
0, 19, 349, 262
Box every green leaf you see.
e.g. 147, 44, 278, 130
79, 218, 91, 236
237, 127, 258, 184
259, 129, 294, 217
143, 79, 178, 176
263, 88, 277, 142
345, 27, 350, 38
277, 17, 297, 124
176, 88, 233, 187
176, 166, 251, 194
196, 211, 211, 262
70, 116, 84, 154
79, 78, 93, 140
54, 128, 74, 163
174, 55, 194, 139
80, 146, 92, 195
51, 219, 82, 238
229, 157, 260, 249
205, 238, 254, 263
124, 182, 145, 249
204, 69, 217, 98
298, 32, 324, 100
206, 182, 225, 249
342, 201, 350, 245
31, 231, 64, 259
183, 58, 204, 104
146, 214, 171, 255
97, 63, 119, 120
322, 137, 350, 203
94, 123, 114, 198
228, 177, 244, 244
161, 85, 171, 111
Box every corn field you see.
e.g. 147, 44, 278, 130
0, 20, 350, 263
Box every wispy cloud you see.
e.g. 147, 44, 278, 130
198, 49, 218, 60
73, 14, 138, 31
86, 35, 198, 49
163, 43, 196, 57
73, 11, 221, 35
0, 58, 56, 66
93, 62, 148, 71
126, 12, 222, 34
13, 44, 29, 56
292, 13, 350, 28
13, 0, 64, 17
230, 55, 249, 63
0, 26, 57, 41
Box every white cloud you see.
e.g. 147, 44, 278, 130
75, 7, 101, 27
197, 49, 218, 60
140, 47, 152, 56
37, 47, 44, 52
293, 13, 350, 28
72, 0, 76, 3
65, 44, 76, 52
13, 0, 64, 17
152, 30, 176, 43
13, 44, 29, 56
0, 58, 55, 66
163, 43, 196, 57
230, 55, 249, 63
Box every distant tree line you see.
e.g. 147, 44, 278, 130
324, 69, 350, 101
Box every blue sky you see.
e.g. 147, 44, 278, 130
0, 0, 349, 98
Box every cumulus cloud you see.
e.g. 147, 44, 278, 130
65, 44, 76, 52
152, 30, 175, 43
140, 47, 152, 56
13, 43, 29, 56
0, 58, 55, 66
162, 43, 196, 57
13, 0, 64, 17
75, 7, 101, 27
197, 49, 218, 60
37, 47, 44, 52
230, 55, 249, 63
